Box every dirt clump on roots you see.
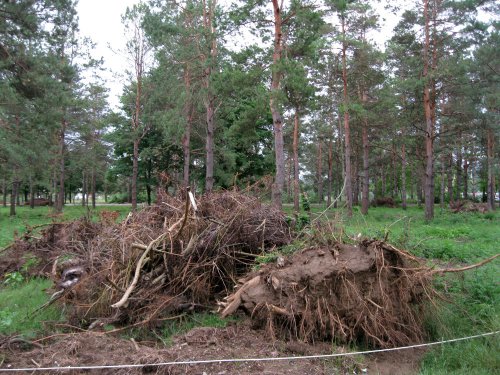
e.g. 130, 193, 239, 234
222, 239, 431, 348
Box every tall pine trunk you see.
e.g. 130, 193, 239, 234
2, 179, 7, 207
293, 107, 300, 213
361, 117, 369, 214
182, 66, 192, 190
82, 172, 86, 207
447, 154, 454, 205
56, 119, 67, 213
463, 153, 469, 199
402, 143, 407, 210
202, 0, 217, 193
341, 14, 352, 216
423, 0, 435, 220
270, 0, 285, 209
29, 175, 35, 209
132, 138, 139, 210
440, 153, 445, 209
317, 139, 323, 204
455, 133, 462, 200
327, 138, 333, 206
91, 168, 96, 209
10, 179, 18, 216
487, 128, 496, 211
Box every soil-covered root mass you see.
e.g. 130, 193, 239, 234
222, 240, 432, 348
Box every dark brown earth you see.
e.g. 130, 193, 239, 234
1, 319, 424, 374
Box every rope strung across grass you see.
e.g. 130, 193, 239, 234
1, 331, 498, 372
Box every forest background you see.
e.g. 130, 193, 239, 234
0, 0, 498, 220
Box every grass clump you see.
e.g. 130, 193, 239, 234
0, 278, 64, 337
158, 313, 236, 346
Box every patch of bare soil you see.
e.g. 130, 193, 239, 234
1, 320, 424, 374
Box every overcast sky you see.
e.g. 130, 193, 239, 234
77, 0, 139, 109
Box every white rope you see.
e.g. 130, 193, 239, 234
1, 331, 498, 372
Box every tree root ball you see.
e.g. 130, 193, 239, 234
222, 240, 431, 348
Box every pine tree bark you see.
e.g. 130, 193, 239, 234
361, 116, 369, 214
2, 179, 7, 207
327, 138, 333, 206
10, 179, 18, 216
463, 152, 469, 199
202, 0, 217, 193
270, 0, 285, 209
455, 132, 462, 201
293, 107, 300, 213
132, 137, 139, 210
487, 127, 496, 211
130, 14, 147, 211
29, 175, 35, 209
91, 167, 96, 209
182, 66, 192, 190
56, 119, 67, 213
341, 14, 353, 216
423, 0, 435, 220
447, 153, 454, 205
317, 139, 323, 204
440, 153, 445, 209
82, 172, 86, 207
402, 142, 407, 210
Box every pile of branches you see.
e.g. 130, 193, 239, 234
450, 200, 488, 213
371, 197, 396, 207
17, 191, 291, 328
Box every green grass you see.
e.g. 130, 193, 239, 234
156, 312, 236, 346
0, 204, 131, 248
0, 278, 64, 338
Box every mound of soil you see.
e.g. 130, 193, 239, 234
1, 320, 424, 374
222, 240, 430, 348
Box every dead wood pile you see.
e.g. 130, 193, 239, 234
450, 200, 488, 213
371, 197, 396, 207
221, 240, 432, 348
7, 191, 291, 328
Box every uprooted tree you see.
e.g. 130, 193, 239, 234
2, 191, 497, 348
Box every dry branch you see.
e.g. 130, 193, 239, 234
111, 215, 185, 309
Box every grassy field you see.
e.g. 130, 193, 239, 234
0, 203, 498, 374
0, 204, 131, 248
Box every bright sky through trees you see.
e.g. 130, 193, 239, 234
76, 0, 404, 109
77, 0, 140, 108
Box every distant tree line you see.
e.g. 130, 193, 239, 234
1, 0, 498, 219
